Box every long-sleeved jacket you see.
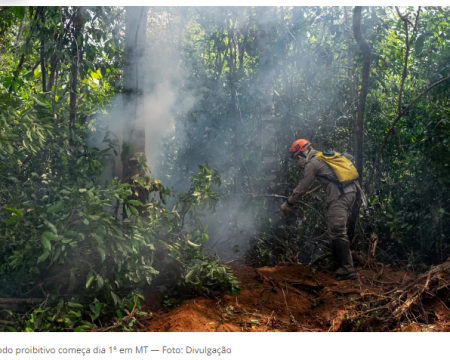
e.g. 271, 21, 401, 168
288, 149, 357, 207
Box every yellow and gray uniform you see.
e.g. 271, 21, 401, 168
288, 149, 356, 276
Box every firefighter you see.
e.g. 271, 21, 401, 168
281, 139, 358, 281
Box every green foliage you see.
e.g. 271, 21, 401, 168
2, 4, 450, 331
185, 259, 240, 295
0, 6, 238, 330
154, 6, 450, 266
4, 293, 147, 332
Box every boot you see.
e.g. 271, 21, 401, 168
323, 241, 338, 271
323, 260, 338, 272
333, 239, 356, 281
335, 273, 356, 281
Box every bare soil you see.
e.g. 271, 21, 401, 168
143, 264, 450, 332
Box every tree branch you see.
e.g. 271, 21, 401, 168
9, 7, 42, 94
395, 6, 410, 117
352, 6, 371, 183
369, 73, 450, 189
249, 186, 321, 200
414, 6, 421, 32
248, 186, 325, 222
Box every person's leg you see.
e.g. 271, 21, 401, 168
327, 192, 356, 280
323, 239, 338, 271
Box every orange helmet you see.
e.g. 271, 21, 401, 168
289, 139, 312, 159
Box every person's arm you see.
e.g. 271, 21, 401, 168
287, 162, 317, 205
343, 153, 355, 163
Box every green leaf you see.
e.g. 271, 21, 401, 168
110, 291, 120, 305
37, 250, 50, 264
11, 6, 26, 20
2, 76, 12, 88
41, 234, 52, 251
185, 269, 196, 282
86, 275, 95, 288
129, 205, 139, 216
68, 302, 83, 308
6, 215, 19, 226
116, 309, 123, 319
42, 231, 58, 241
47, 201, 64, 213
74, 325, 92, 332
83, 218, 89, 225
46, 222, 57, 235
415, 35, 425, 54
89, 71, 99, 80
68, 273, 76, 293
32, 97, 48, 108
3, 207, 23, 216
187, 240, 201, 247
24, 70, 34, 80
98, 248, 106, 262
128, 200, 144, 206
96, 275, 104, 289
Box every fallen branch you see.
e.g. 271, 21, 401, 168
251, 194, 288, 199
0, 298, 46, 311
329, 288, 362, 295
249, 185, 321, 200
249, 186, 326, 222
351, 259, 450, 329
309, 252, 331, 266
0, 298, 45, 305
224, 258, 245, 266
295, 201, 326, 223
278, 281, 313, 302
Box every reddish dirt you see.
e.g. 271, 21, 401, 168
144, 264, 450, 332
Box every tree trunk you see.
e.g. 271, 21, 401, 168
69, 7, 85, 134
352, 6, 371, 183
346, 6, 358, 244
47, 53, 58, 91
178, 7, 187, 54
229, 17, 239, 191
122, 6, 149, 205
40, 37, 47, 92
256, 7, 278, 194
9, 7, 41, 94
227, 13, 245, 213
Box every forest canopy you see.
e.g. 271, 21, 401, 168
0, 6, 450, 332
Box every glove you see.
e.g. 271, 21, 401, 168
280, 201, 293, 213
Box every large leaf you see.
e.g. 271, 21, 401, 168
46, 222, 58, 235
42, 231, 58, 241
47, 201, 64, 214
40, 234, 51, 251
37, 250, 50, 264
68, 273, 76, 293
98, 248, 106, 262
415, 34, 425, 54
85, 275, 95, 289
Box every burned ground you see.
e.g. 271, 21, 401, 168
143, 263, 450, 332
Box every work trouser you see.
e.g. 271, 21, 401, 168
327, 192, 356, 276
